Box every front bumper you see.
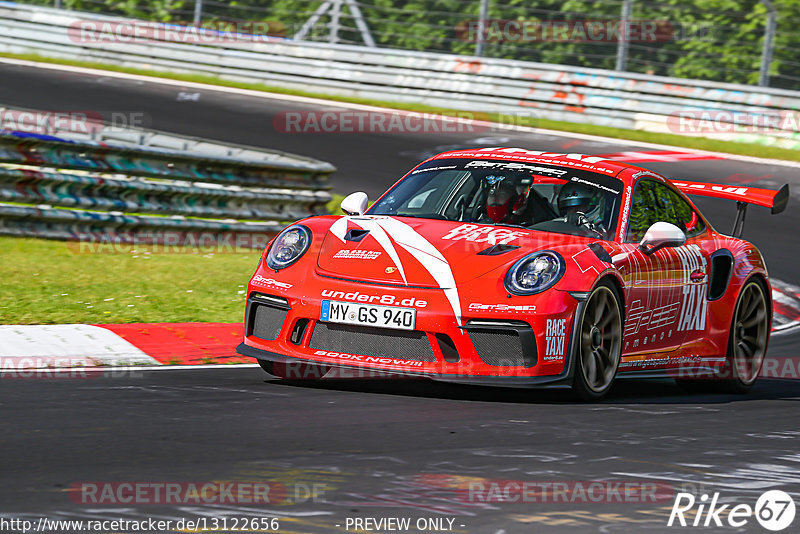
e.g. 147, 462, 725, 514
237, 272, 584, 385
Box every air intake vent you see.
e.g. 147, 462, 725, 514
465, 320, 536, 368
251, 304, 288, 341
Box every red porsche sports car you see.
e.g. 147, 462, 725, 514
236, 148, 789, 399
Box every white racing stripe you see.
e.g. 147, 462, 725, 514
331, 216, 463, 325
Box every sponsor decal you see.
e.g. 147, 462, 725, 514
442, 223, 526, 246
321, 289, 427, 308
314, 350, 424, 367
332, 249, 382, 260
620, 354, 701, 369
468, 303, 536, 313
676, 244, 708, 332
668, 489, 795, 530
545, 318, 567, 360
624, 301, 679, 338
465, 160, 569, 176
475, 147, 609, 164
411, 165, 458, 175
569, 175, 619, 195
672, 182, 749, 196
251, 275, 292, 290
619, 185, 633, 241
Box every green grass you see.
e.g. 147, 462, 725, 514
0, 236, 257, 324
5, 51, 800, 163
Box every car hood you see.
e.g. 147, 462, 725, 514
314, 215, 595, 287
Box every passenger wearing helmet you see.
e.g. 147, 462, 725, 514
556, 183, 605, 234
485, 176, 525, 224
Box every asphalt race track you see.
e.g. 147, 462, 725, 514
2, 61, 800, 533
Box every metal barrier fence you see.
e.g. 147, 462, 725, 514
14, 0, 800, 91
0, 3, 798, 150
0, 105, 335, 246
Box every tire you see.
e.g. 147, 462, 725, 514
258, 359, 330, 380
675, 278, 769, 394
572, 281, 623, 401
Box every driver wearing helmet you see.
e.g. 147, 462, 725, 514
556, 183, 605, 233
485, 176, 525, 224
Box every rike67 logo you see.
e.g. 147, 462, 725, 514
668, 490, 796, 531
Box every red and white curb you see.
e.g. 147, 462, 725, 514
0, 324, 159, 367
0, 323, 247, 370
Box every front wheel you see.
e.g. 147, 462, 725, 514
258, 359, 330, 380
572, 282, 623, 401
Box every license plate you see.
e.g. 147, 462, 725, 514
320, 300, 416, 331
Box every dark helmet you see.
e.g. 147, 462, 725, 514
485, 177, 519, 223
557, 183, 598, 216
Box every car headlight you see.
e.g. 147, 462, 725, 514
504, 251, 565, 295
266, 225, 311, 270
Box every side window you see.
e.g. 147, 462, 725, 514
668, 190, 707, 237
626, 180, 693, 242
626, 181, 660, 242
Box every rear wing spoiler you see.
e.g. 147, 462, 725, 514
672, 181, 789, 237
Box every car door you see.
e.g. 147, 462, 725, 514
617, 178, 688, 357
663, 187, 713, 346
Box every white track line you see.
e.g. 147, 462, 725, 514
2, 56, 799, 169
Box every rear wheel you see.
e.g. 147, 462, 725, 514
572, 282, 623, 401
676, 279, 769, 393
258, 359, 330, 380
719, 279, 769, 392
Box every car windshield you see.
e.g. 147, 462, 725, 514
367, 158, 624, 240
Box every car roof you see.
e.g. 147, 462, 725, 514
427, 147, 650, 182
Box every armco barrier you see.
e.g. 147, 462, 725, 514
0, 106, 335, 246
0, 3, 799, 149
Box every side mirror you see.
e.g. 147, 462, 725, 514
340, 192, 368, 216
639, 222, 686, 255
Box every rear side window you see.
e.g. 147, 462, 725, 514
626, 180, 705, 242
668, 190, 706, 237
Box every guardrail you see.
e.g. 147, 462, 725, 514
0, 105, 335, 247
0, 3, 798, 150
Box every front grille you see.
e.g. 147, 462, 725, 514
309, 323, 436, 362
251, 304, 288, 341
468, 329, 530, 367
